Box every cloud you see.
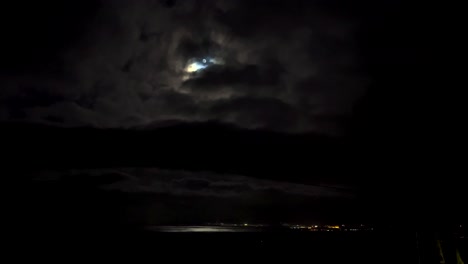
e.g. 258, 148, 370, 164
181, 63, 285, 98
205, 96, 305, 131
28, 168, 356, 224
34, 167, 351, 198
52, 168, 351, 198
0, 0, 369, 134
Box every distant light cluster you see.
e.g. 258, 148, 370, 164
287, 224, 372, 232
205, 222, 373, 232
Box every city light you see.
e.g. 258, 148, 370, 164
194, 222, 374, 232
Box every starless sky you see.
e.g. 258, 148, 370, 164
0, 0, 381, 134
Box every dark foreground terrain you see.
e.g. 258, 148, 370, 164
7, 228, 465, 263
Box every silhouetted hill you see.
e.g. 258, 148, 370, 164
2, 121, 349, 185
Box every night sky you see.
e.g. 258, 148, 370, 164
1, 1, 465, 228
0, 0, 372, 133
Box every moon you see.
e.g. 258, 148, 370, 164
185, 62, 207, 73
184, 57, 223, 74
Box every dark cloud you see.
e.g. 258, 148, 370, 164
161, 0, 177, 9
176, 35, 220, 61
206, 97, 304, 131
215, 0, 312, 38
0, 1, 101, 74
143, 90, 200, 120
38, 168, 349, 198
27, 168, 354, 224
182, 64, 284, 96
175, 178, 211, 191
0, 0, 369, 134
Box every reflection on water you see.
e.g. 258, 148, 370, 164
147, 226, 262, 232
